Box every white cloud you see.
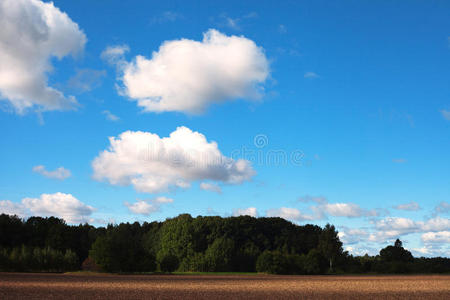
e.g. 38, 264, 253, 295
102, 110, 120, 121
32, 165, 71, 180
124, 196, 174, 215
421, 231, 450, 244
153, 196, 174, 204
421, 217, 450, 232
108, 29, 269, 114
101, 45, 129, 70
266, 207, 315, 222
200, 182, 222, 194
92, 126, 255, 193
440, 109, 450, 121
320, 203, 377, 218
0, 200, 26, 216
125, 200, 158, 215
233, 207, 258, 217
374, 217, 419, 233
304, 72, 319, 79
21, 192, 95, 224
393, 201, 420, 211
338, 228, 368, 245
369, 216, 450, 242
0, 0, 86, 113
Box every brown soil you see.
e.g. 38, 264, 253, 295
0, 272, 449, 299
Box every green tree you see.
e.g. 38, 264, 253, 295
256, 251, 289, 274
317, 224, 343, 272
158, 252, 179, 272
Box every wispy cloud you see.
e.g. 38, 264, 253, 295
67, 69, 106, 93
200, 182, 222, 194
440, 109, 450, 121
214, 12, 258, 31
433, 201, 450, 216
393, 201, 420, 211
32, 165, 71, 180
278, 24, 287, 34
150, 11, 183, 24
304, 72, 319, 79
102, 110, 120, 122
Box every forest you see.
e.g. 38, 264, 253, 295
0, 213, 449, 274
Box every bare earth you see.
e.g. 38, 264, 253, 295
0, 273, 449, 299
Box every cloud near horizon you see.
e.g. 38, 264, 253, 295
0, 192, 95, 224
0, 0, 86, 113
104, 29, 269, 114
266, 207, 315, 222
92, 126, 256, 193
233, 207, 258, 217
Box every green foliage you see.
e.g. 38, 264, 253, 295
379, 239, 414, 263
256, 251, 289, 274
304, 249, 328, 274
158, 253, 179, 272
317, 224, 343, 272
0, 246, 79, 272
1, 214, 450, 275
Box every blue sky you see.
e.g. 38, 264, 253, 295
0, 0, 449, 257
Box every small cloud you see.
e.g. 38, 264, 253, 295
278, 24, 287, 34
393, 201, 421, 211
200, 182, 222, 194
393, 158, 407, 164
102, 110, 120, 122
32, 165, 71, 180
124, 200, 158, 216
124, 196, 174, 216
440, 109, 450, 121
433, 201, 450, 216
67, 69, 106, 93
101, 45, 130, 70
225, 17, 240, 30
298, 195, 327, 204
214, 12, 258, 31
233, 207, 258, 217
154, 196, 174, 204
150, 11, 182, 24
320, 203, 378, 218
304, 72, 319, 79
266, 207, 315, 222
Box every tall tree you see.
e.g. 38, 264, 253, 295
317, 224, 343, 272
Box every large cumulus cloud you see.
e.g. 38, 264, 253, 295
0, 0, 86, 112
104, 29, 269, 114
92, 126, 255, 193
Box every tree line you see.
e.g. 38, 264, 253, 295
0, 213, 449, 274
